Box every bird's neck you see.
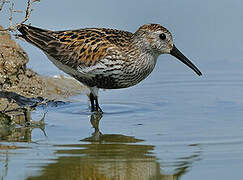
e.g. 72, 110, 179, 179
121, 40, 158, 82
127, 36, 159, 67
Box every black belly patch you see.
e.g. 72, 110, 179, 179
74, 75, 121, 89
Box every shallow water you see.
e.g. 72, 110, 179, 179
1, 0, 243, 179
1, 69, 243, 179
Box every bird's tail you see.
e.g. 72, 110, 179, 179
17, 24, 56, 49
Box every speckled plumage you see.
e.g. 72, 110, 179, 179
18, 23, 202, 112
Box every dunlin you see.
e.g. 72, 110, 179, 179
18, 24, 202, 112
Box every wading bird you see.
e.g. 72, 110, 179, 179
18, 23, 202, 112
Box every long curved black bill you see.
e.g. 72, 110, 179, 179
170, 45, 202, 76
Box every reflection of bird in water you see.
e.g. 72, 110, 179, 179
25, 112, 201, 180
88, 111, 103, 141
18, 24, 202, 112
83, 111, 144, 143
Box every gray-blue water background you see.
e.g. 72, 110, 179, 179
1, 0, 243, 179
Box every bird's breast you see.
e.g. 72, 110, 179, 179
89, 54, 157, 89
46, 52, 157, 89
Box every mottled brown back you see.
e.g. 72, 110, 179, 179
18, 24, 133, 69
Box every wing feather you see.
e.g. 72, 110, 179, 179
18, 24, 133, 71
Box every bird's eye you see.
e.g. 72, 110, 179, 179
159, 33, 166, 40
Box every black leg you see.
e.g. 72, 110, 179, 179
94, 96, 103, 112
89, 93, 103, 112
89, 93, 95, 112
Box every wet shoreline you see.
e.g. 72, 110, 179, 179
0, 26, 87, 138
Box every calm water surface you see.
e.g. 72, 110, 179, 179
1, 69, 243, 180
1, 0, 243, 179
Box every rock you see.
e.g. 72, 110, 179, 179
0, 25, 87, 127
0, 26, 45, 98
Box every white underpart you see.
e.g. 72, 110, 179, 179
77, 62, 106, 75
101, 59, 123, 76
46, 53, 107, 79
89, 86, 99, 97
45, 54, 113, 97
45, 53, 82, 76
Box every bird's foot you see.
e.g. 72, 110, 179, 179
91, 105, 103, 113
96, 105, 103, 113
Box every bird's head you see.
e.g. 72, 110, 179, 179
134, 24, 202, 76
